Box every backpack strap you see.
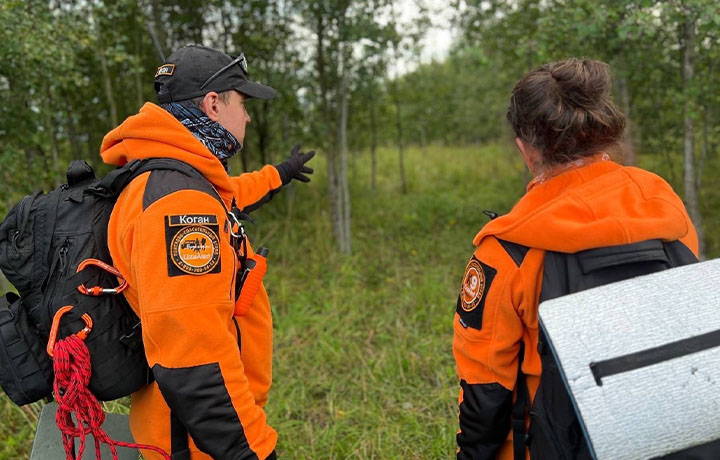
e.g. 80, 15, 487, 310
576, 239, 668, 273
541, 239, 698, 302
96, 158, 224, 207
663, 239, 698, 266
512, 342, 529, 460
497, 239, 532, 460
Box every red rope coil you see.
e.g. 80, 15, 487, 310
52, 334, 170, 460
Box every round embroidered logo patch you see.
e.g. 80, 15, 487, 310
171, 225, 220, 275
461, 259, 486, 312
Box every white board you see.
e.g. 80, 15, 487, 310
539, 258, 720, 460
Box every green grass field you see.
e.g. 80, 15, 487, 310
253, 143, 525, 459
1, 143, 717, 459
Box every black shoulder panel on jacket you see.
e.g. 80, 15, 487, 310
143, 170, 218, 211
497, 239, 530, 267
152, 363, 259, 460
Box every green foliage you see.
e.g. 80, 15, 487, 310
418, 0, 720, 255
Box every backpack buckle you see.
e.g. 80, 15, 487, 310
76, 259, 128, 297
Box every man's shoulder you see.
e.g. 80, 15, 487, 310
141, 168, 218, 212
110, 165, 222, 231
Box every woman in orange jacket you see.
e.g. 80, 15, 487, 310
453, 58, 698, 460
103, 45, 314, 460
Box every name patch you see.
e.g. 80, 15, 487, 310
169, 214, 218, 226
165, 215, 221, 277
155, 64, 175, 78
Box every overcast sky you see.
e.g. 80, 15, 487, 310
392, 0, 458, 75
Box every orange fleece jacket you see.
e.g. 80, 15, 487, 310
102, 103, 282, 460
453, 158, 698, 460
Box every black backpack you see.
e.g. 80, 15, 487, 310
510, 239, 700, 460
0, 158, 215, 406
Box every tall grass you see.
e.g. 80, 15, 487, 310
2, 142, 714, 459
254, 143, 525, 459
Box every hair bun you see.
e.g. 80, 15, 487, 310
506, 58, 626, 166
551, 58, 610, 107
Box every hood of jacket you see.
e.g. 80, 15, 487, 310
101, 102, 236, 207
474, 159, 698, 254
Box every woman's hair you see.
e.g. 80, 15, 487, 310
507, 58, 626, 166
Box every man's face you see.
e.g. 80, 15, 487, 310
215, 91, 251, 143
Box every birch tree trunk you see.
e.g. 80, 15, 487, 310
370, 93, 378, 192
682, 15, 705, 258
134, 28, 144, 110
64, 100, 82, 160
338, 45, 351, 254
616, 75, 636, 165
281, 113, 289, 148
151, 1, 167, 54
698, 103, 708, 191
100, 50, 119, 128
316, 13, 343, 251
698, 58, 712, 190
394, 90, 407, 194
255, 99, 270, 165
44, 83, 61, 181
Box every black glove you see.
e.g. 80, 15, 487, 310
275, 144, 315, 185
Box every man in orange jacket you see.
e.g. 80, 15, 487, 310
453, 59, 698, 459
102, 45, 314, 460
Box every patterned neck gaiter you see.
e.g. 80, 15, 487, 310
161, 100, 242, 169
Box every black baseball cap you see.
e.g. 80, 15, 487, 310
154, 45, 276, 103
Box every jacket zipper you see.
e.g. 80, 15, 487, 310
46, 239, 71, 325
232, 317, 242, 353
58, 244, 69, 275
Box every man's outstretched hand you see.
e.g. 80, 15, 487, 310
275, 144, 315, 185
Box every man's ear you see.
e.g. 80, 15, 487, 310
515, 137, 540, 174
200, 92, 221, 121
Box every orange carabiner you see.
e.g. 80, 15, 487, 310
76, 258, 128, 296
46, 306, 93, 358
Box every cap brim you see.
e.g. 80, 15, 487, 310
236, 80, 276, 100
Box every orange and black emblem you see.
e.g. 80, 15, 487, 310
456, 256, 497, 330
165, 214, 222, 276
171, 226, 220, 274
461, 259, 486, 312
